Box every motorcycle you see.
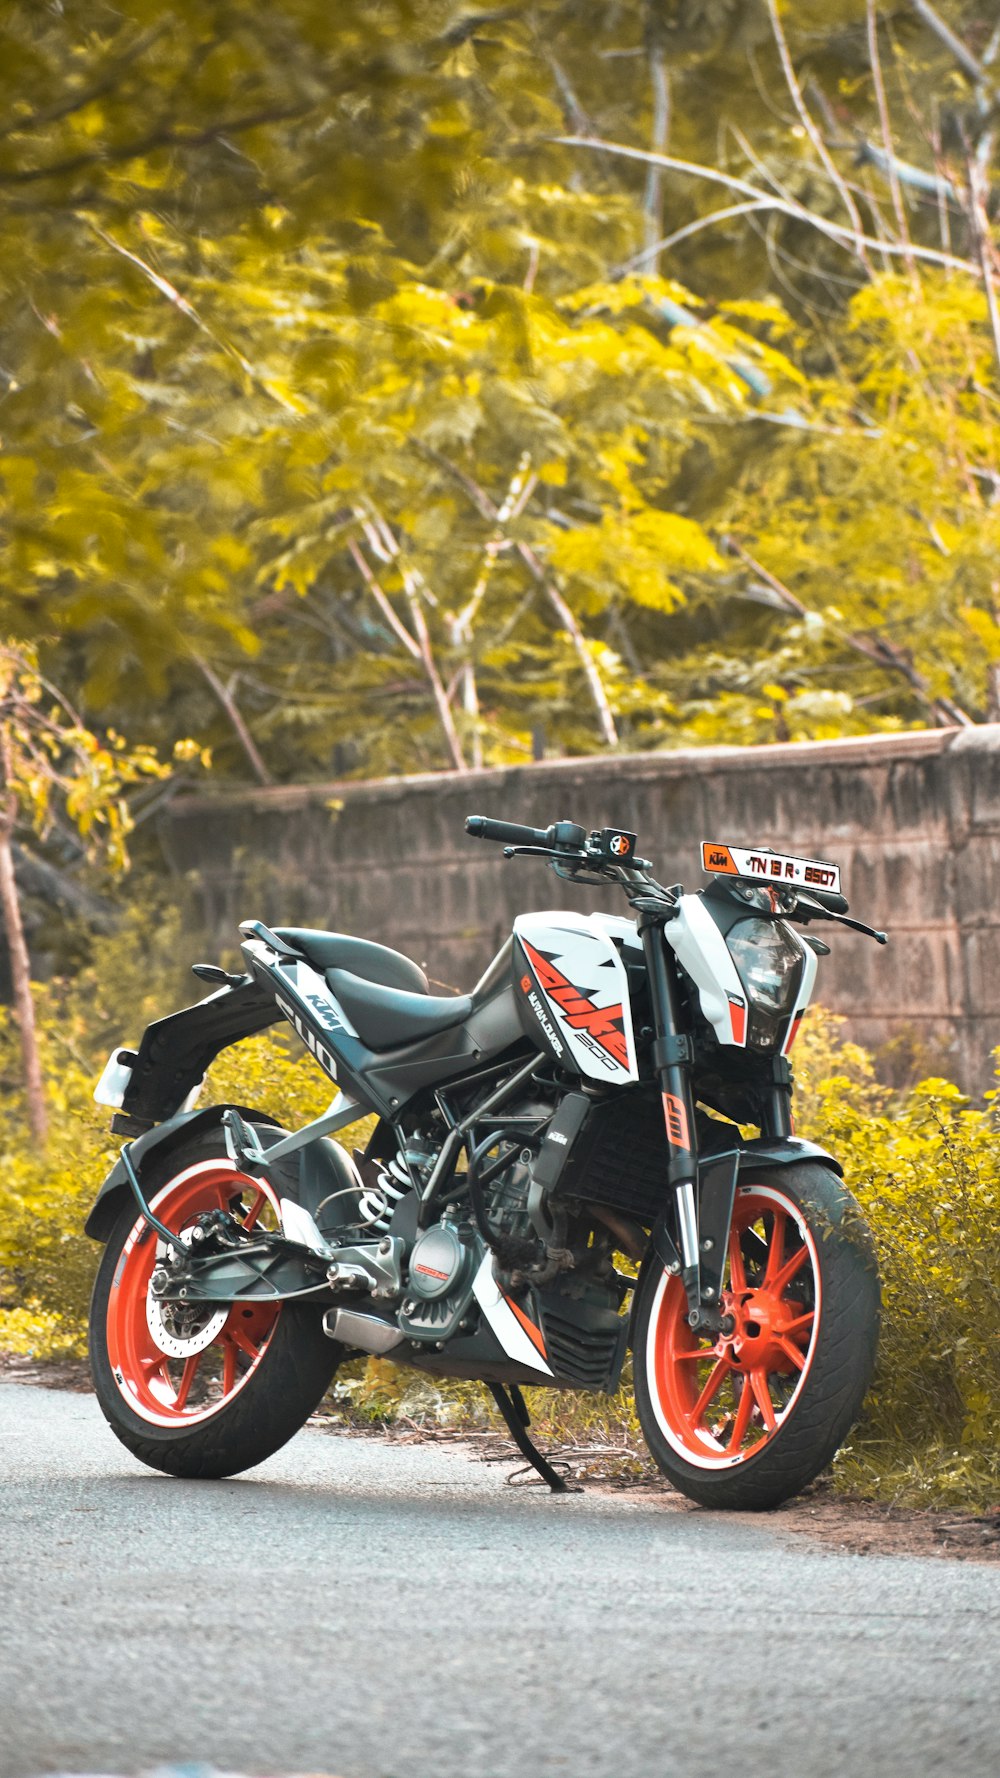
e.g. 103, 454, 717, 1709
86, 815, 883, 1510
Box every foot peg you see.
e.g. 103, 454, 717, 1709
222, 1108, 270, 1178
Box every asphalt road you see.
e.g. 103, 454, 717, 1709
2, 1383, 999, 1778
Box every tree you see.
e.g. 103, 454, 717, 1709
0, 2, 996, 775
0, 644, 177, 1141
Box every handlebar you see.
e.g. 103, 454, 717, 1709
464, 812, 882, 942
465, 815, 586, 850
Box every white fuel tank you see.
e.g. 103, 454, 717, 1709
513, 911, 640, 1085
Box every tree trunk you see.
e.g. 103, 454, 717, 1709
0, 824, 48, 1145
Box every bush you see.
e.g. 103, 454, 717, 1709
792, 1014, 1000, 1506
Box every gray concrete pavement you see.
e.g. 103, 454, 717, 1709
1, 1382, 998, 1778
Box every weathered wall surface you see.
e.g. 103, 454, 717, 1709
160, 726, 1000, 1094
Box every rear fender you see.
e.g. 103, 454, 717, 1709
119, 977, 282, 1126
84, 1105, 363, 1244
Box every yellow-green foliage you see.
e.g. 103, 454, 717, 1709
0, 1009, 116, 1353
792, 1014, 1000, 1507
3, 6, 997, 776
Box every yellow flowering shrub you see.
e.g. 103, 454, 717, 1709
793, 1014, 1000, 1506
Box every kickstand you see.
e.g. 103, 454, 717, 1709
486, 1383, 580, 1494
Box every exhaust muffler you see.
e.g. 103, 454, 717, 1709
322, 1306, 404, 1354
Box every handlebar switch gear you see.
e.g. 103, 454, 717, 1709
593, 827, 637, 862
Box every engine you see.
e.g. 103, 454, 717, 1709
398, 1209, 484, 1344
339, 1091, 630, 1393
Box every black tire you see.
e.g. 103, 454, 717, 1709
89, 1128, 341, 1479
632, 1163, 880, 1511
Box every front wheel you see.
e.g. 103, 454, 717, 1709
89, 1130, 341, 1479
633, 1164, 879, 1510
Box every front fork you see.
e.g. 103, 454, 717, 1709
638, 909, 742, 1333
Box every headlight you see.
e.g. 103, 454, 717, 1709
726, 918, 804, 1049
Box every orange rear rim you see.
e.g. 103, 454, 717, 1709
646, 1182, 820, 1469
105, 1160, 282, 1428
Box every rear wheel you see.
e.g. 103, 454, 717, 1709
633, 1164, 879, 1510
89, 1130, 340, 1478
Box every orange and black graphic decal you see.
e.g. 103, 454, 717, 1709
504, 1295, 548, 1361
521, 939, 629, 1069
662, 1092, 691, 1151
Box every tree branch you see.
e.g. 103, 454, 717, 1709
419, 448, 618, 747
352, 518, 465, 770
723, 539, 973, 726
0, 25, 168, 142
856, 139, 957, 204
766, 0, 873, 275
866, 0, 918, 282
0, 103, 315, 186
966, 156, 1000, 380
0, 728, 46, 1144
555, 134, 978, 276
638, 15, 670, 275
87, 223, 303, 414
610, 200, 774, 278
347, 538, 422, 661
191, 655, 274, 785
909, 0, 991, 87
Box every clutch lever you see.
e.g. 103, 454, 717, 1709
502, 843, 588, 863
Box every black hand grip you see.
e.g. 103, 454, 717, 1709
800, 887, 850, 915
466, 815, 551, 847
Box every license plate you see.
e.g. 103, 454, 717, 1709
701, 841, 841, 895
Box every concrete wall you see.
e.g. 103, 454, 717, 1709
160, 726, 1000, 1094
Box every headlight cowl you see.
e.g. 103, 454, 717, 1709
726, 918, 804, 1050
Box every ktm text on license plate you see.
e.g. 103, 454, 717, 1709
701, 841, 841, 895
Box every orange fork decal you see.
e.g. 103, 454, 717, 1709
662, 1092, 691, 1151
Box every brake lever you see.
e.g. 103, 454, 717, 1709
793, 896, 887, 944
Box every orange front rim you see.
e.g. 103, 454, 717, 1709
105, 1161, 282, 1428
646, 1182, 820, 1469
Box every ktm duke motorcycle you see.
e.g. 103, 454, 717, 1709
87, 815, 884, 1510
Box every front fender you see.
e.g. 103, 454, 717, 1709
734, 1135, 843, 1178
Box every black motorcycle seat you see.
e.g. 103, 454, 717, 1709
326, 968, 473, 1051
273, 928, 429, 995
